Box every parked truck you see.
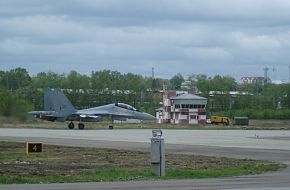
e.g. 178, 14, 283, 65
233, 117, 249, 125
210, 116, 230, 125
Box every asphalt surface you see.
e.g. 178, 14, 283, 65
0, 128, 289, 190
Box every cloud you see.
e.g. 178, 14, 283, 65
0, 0, 290, 81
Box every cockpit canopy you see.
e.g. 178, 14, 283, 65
115, 103, 137, 111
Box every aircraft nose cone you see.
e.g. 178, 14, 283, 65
142, 112, 156, 120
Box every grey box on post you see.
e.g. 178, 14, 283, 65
151, 138, 161, 163
150, 130, 165, 176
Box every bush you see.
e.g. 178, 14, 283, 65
211, 109, 290, 120
0, 88, 33, 121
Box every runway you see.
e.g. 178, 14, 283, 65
0, 128, 289, 190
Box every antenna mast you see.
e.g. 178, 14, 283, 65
288, 65, 290, 83
152, 67, 157, 92
263, 67, 269, 85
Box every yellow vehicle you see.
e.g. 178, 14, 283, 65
210, 116, 230, 125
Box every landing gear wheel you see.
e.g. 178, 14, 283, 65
78, 123, 85, 130
68, 122, 74, 129
108, 124, 113, 130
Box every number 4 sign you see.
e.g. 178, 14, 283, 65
26, 142, 43, 156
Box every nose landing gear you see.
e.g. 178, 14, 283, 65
68, 122, 74, 129
68, 122, 85, 129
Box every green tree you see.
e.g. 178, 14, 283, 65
0, 87, 13, 116
66, 70, 90, 89
169, 73, 184, 90
209, 75, 237, 92
1, 68, 31, 91
195, 74, 210, 95
91, 70, 112, 89
32, 71, 66, 88
0, 87, 33, 120
277, 84, 290, 109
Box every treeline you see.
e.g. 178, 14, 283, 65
195, 75, 290, 119
1, 67, 290, 120
0, 68, 164, 118
221, 109, 290, 120
168, 73, 290, 119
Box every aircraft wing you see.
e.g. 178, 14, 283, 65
76, 104, 133, 118
28, 110, 57, 117
75, 103, 156, 121
27, 111, 58, 121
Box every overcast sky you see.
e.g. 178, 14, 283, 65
1, 0, 290, 81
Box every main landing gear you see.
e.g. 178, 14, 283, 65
68, 122, 85, 130
108, 117, 114, 129
78, 123, 85, 130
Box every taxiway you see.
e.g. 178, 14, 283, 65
0, 128, 289, 190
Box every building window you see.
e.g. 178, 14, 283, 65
181, 104, 194, 108
190, 115, 196, 119
192, 104, 206, 109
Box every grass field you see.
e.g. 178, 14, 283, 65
0, 141, 286, 184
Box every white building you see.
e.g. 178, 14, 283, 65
156, 91, 207, 125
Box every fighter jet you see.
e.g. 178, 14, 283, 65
28, 88, 156, 129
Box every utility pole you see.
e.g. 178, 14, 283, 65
263, 67, 269, 85
288, 65, 290, 84
152, 67, 157, 92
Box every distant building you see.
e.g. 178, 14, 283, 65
240, 77, 264, 84
181, 80, 192, 90
156, 90, 207, 125
209, 91, 253, 97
